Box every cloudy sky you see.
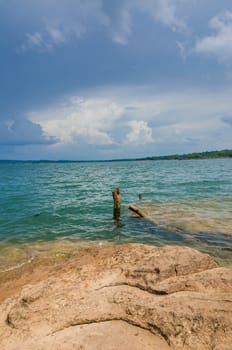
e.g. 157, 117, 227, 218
0, 0, 232, 160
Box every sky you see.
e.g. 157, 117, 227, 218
0, 0, 232, 160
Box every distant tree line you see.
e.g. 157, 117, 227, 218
141, 149, 232, 161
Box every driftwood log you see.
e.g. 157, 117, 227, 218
128, 204, 160, 226
128, 204, 147, 218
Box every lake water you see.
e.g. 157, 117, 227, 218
0, 159, 232, 271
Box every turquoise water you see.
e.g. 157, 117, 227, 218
0, 159, 232, 268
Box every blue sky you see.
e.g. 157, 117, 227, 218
0, 0, 232, 160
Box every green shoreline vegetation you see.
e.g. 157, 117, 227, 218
0, 149, 232, 163
140, 149, 232, 161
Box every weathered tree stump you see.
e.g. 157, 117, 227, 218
112, 188, 121, 220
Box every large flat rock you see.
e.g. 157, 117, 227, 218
0, 243, 232, 350
3, 320, 170, 350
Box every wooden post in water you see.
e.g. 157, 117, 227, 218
139, 193, 142, 201
112, 188, 121, 220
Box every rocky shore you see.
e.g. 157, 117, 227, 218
0, 243, 232, 349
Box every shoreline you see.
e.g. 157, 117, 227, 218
0, 240, 111, 302
1, 235, 232, 278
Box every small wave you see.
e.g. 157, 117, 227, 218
0, 255, 34, 273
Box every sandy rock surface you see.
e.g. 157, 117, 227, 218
0, 243, 232, 350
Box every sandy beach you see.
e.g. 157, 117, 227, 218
0, 242, 232, 350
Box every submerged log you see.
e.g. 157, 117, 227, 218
128, 204, 147, 218
128, 204, 160, 226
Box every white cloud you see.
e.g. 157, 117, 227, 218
111, 0, 186, 45
112, 6, 132, 45
195, 11, 232, 60
17, 0, 186, 50
125, 120, 154, 145
26, 32, 43, 47
21, 32, 52, 51
30, 97, 124, 145
176, 40, 189, 60
144, 0, 185, 31
46, 27, 67, 45
28, 85, 232, 156
20, 0, 109, 51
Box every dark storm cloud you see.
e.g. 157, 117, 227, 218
0, 117, 58, 146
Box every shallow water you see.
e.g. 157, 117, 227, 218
0, 159, 232, 270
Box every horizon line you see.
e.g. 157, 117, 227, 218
0, 149, 231, 163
